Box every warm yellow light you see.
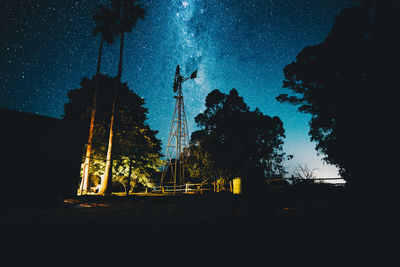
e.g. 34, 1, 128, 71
232, 177, 241, 195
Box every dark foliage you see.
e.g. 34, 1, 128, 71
276, 0, 399, 196
189, 89, 288, 194
64, 75, 147, 150
92, 4, 119, 45
111, 0, 145, 35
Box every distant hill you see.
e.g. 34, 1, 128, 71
0, 107, 82, 208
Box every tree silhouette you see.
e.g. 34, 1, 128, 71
276, 0, 399, 193
79, 4, 119, 195
100, 0, 145, 195
64, 75, 162, 194
190, 89, 288, 194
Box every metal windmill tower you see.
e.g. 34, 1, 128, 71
161, 65, 197, 192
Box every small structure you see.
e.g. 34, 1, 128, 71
232, 177, 242, 195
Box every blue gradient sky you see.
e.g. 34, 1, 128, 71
0, 0, 357, 177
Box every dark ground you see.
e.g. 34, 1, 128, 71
2, 185, 383, 264
1, 185, 355, 240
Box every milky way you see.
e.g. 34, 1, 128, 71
0, 0, 357, 177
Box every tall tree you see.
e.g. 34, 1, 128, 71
190, 89, 288, 194
99, 0, 145, 195
79, 4, 118, 195
64, 75, 162, 195
276, 0, 399, 193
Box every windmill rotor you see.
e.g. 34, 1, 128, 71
173, 65, 197, 93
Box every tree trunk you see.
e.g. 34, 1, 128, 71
117, 32, 124, 80
98, 33, 124, 196
213, 177, 216, 192
126, 159, 133, 196
79, 35, 104, 196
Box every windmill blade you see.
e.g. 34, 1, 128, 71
190, 69, 197, 79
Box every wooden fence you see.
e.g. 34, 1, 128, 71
286, 177, 345, 186
147, 177, 345, 195
152, 183, 212, 194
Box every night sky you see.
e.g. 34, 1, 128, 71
0, 0, 357, 178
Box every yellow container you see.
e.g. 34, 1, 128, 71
232, 177, 242, 195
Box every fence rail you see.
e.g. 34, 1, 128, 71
284, 177, 346, 186
152, 183, 212, 194
148, 177, 345, 195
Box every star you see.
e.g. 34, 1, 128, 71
0, 0, 357, 178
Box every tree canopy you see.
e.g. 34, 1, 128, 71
188, 89, 289, 193
92, 4, 119, 45
63, 74, 162, 193
111, 0, 145, 35
276, 0, 399, 190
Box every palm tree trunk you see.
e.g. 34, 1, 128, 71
78, 35, 104, 196
116, 32, 124, 80
99, 32, 124, 196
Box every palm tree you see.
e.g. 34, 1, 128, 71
98, 0, 145, 195
78, 4, 118, 195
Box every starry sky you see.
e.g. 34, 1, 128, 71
0, 0, 357, 178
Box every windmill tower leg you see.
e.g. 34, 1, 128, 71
161, 99, 179, 192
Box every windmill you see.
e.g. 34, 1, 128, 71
161, 65, 197, 192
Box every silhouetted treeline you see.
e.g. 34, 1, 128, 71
277, 0, 399, 200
